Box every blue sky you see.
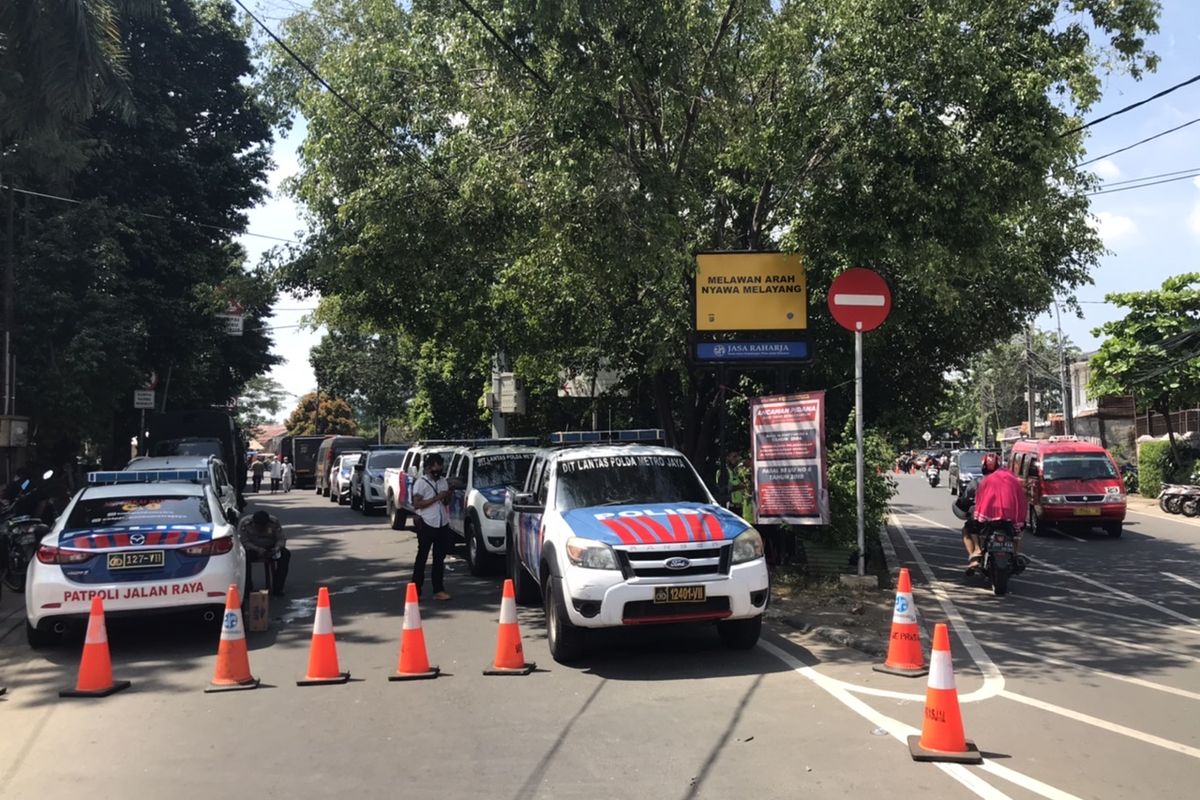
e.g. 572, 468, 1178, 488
239, 1, 1200, 411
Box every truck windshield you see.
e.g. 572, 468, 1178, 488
554, 454, 710, 511
1042, 454, 1117, 481
473, 453, 533, 488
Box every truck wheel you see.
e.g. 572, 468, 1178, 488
390, 502, 407, 530
546, 576, 585, 664
717, 615, 762, 650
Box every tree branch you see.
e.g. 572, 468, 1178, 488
672, 0, 740, 180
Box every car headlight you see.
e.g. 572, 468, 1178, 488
565, 537, 619, 570
483, 502, 506, 520
1104, 486, 1126, 502
369, 473, 384, 485
731, 528, 765, 564
1041, 495, 1067, 504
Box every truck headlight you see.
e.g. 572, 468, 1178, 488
483, 502, 506, 520
731, 528, 765, 564
566, 537, 619, 570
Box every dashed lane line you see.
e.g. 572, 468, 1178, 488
984, 641, 1200, 701
759, 640, 1082, 800
960, 593, 1200, 639
999, 690, 1200, 760
903, 512, 1200, 629
1163, 572, 1200, 591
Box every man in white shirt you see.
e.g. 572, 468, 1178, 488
268, 457, 283, 493
411, 453, 453, 600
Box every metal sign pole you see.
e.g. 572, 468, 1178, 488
855, 328, 865, 577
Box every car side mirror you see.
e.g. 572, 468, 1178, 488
353, 463, 364, 471
447, 477, 466, 491
225, 509, 239, 525
513, 491, 537, 507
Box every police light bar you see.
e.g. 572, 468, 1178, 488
465, 437, 539, 448
88, 469, 209, 485
548, 429, 666, 445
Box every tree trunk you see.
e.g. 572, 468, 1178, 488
1158, 403, 1181, 468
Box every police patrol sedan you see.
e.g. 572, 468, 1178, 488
25, 469, 246, 646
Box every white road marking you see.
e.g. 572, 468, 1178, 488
985, 641, 1200, 701
888, 515, 1006, 703
1163, 572, 1200, 591
1057, 529, 1087, 543
1128, 508, 1200, 528
965, 593, 1200, 639
759, 640, 1082, 800
903, 512, 1200, 629
999, 690, 1200, 760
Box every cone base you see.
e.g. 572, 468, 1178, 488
60, 680, 131, 698
907, 735, 983, 764
873, 663, 929, 678
483, 662, 536, 676
205, 677, 261, 693
297, 672, 351, 686
389, 665, 440, 681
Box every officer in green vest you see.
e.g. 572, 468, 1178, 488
717, 451, 753, 521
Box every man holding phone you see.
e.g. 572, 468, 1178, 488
411, 453, 453, 600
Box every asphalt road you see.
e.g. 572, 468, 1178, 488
1, 481, 1197, 799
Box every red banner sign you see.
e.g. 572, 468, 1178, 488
750, 391, 829, 525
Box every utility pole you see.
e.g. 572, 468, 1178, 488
1025, 325, 1037, 439
1053, 300, 1073, 435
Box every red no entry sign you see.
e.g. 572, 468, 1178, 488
828, 268, 892, 332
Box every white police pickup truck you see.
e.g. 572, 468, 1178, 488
445, 440, 537, 575
505, 430, 769, 663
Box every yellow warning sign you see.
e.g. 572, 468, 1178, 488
695, 253, 807, 331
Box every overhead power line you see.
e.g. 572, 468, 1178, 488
1098, 166, 1200, 188
1080, 115, 1200, 166
455, 0, 553, 94
1062, 72, 1200, 137
2, 184, 301, 244
1085, 170, 1200, 196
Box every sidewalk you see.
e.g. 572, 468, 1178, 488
1126, 493, 1200, 527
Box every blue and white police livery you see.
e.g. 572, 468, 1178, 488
25, 470, 246, 646
505, 431, 769, 663
446, 443, 537, 575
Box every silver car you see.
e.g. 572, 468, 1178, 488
329, 452, 362, 505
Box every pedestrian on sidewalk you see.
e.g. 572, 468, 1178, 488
269, 458, 282, 493
249, 457, 265, 493
411, 453, 453, 601
281, 457, 294, 492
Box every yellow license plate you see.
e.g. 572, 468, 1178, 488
107, 551, 165, 570
653, 585, 706, 604
1073, 507, 1102, 517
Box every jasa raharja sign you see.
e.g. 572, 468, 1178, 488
694, 252, 806, 332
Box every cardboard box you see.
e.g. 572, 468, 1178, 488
246, 590, 270, 632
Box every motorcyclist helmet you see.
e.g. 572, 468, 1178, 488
980, 452, 1000, 475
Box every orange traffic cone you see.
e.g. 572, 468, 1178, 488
297, 587, 350, 686
874, 567, 928, 677
206, 584, 260, 693
908, 623, 982, 763
60, 597, 131, 697
390, 583, 439, 681
483, 579, 535, 676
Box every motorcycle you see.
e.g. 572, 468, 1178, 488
952, 480, 1023, 597
926, 465, 940, 488
0, 469, 56, 593
1182, 487, 1200, 518
1159, 484, 1193, 515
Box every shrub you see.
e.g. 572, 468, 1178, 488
824, 416, 897, 550
1138, 440, 1171, 498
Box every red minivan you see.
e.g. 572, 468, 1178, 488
1007, 437, 1127, 538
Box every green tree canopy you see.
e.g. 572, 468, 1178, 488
1089, 273, 1200, 461
12, 0, 277, 461
263, 0, 1157, 459
284, 391, 357, 435
236, 375, 288, 433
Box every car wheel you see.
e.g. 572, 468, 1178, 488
1105, 522, 1124, 538
361, 497, 374, 516
328, 487, 337, 503
26, 619, 61, 648
546, 576, 585, 664
1029, 507, 1047, 537
465, 518, 492, 577
337, 491, 348, 506
717, 615, 762, 650
388, 495, 405, 530
950, 478, 957, 496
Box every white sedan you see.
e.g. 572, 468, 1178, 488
25, 469, 246, 646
